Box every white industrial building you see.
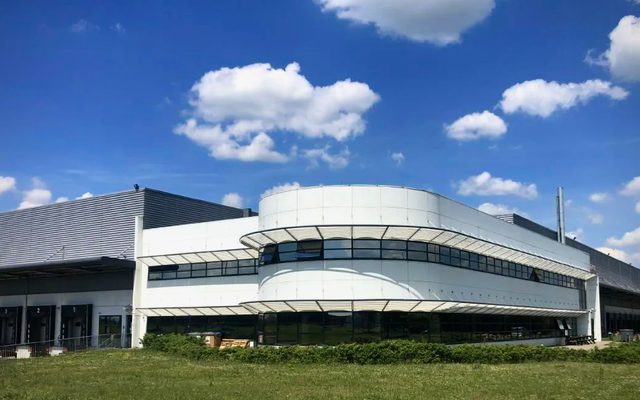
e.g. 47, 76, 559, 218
132, 185, 601, 347
3, 184, 640, 352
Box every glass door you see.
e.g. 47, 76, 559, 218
98, 315, 122, 348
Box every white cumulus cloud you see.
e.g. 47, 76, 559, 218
477, 202, 527, 217
303, 146, 350, 170
588, 212, 604, 225
76, 192, 94, 199
175, 62, 379, 163
606, 226, 640, 247
457, 172, 538, 199
0, 176, 16, 195
589, 192, 610, 203
55, 197, 69, 203
317, 0, 495, 45
620, 176, 640, 196
70, 19, 99, 33
390, 152, 405, 166
597, 246, 640, 265
586, 15, 640, 82
445, 111, 507, 141
18, 178, 52, 210
261, 182, 301, 198
111, 23, 126, 35
499, 79, 628, 117
221, 192, 244, 208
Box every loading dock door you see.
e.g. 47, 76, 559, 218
26, 305, 56, 343
0, 306, 22, 345
61, 305, 93, 349
61, 305, 92, 339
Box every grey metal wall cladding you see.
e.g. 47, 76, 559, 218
0, 271, 134, 296
498, 213, 640, 294
0, 191, 145, 268
142, 189, 251, 229
0, 188, 252, 270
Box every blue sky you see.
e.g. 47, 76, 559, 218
0, 0, 639, 261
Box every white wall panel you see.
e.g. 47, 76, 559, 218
257, 260, 582, 310
141, 216, 258, 256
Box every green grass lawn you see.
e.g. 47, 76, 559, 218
1, 350, 639, 400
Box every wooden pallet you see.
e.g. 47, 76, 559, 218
219, 339, 250, 349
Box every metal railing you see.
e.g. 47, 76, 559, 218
0, 334, 131, 359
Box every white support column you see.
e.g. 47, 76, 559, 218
54, 305, 62, 345
131, 216, 147, 348
577, 276, 601, 340
20, 300, 27, 343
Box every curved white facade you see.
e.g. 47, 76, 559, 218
258, 185, 590, 269
134, 185, 601, 346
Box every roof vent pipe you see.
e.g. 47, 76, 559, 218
556, 186, 566, 244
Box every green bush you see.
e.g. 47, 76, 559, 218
141, 334, 640, 364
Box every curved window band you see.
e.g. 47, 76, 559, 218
259, 239, 583, 290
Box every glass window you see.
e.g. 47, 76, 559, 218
260, 244, 277, 264
408, 251, 428, 261
278, 242, 297, 252
278, 252, 297, 262
191, 263, 206, 271
428, 253, 439, 263
191, 269, 206, 278
299, 312, 324, 345
162, 270, 177, 279
450, 249, 460, 258
148, 271, 162, 280
239, 259, 256, 274
324, 249, 352, 259
382, 240, 406, 250
354, 312, 381, 343
324, 312, 352, 345
353, 249, 380, 259
408, 241, 427, 252
324, 239, 351, 249
382, 249, 406, 260
428, 244, 439, 253
353, 239, 380, 249
297, 240, 322, 260
439, 246, 450, 256
276, 312, 298, 345
224, 260, 238, 275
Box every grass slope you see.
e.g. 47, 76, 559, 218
1, 350, 640, 400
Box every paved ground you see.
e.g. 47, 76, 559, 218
565, 340, 613, 350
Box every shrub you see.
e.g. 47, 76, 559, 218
141, 334, 640, 364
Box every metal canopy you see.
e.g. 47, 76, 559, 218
239, 225, 594, 280
136, 299, 586, 318
136, 305, 255, 317
137, 248, 259, 267
241, 299, 586, 317
0, 256, 135, 281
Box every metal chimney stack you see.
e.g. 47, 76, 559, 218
556, 186, 566, 244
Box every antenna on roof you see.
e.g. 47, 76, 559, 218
556, 186, 566, 244
134, 184, 140, 192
